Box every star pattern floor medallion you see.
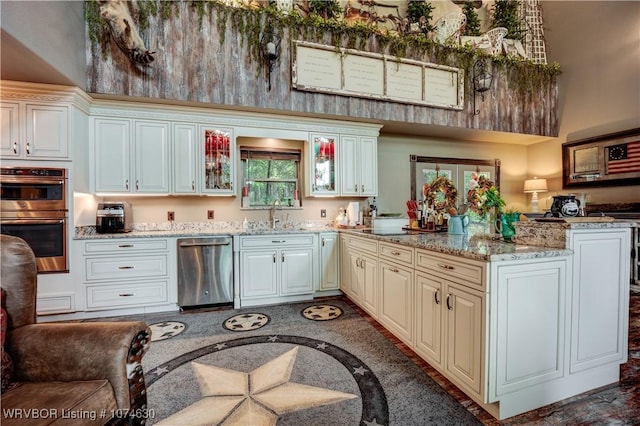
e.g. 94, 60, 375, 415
223, 313, 270, 331
147, 334, 389, 425
149, 321, 187, 341
156, 346, 357, 425
302, 304, 344, 321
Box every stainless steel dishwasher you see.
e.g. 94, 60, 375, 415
177, 237, 233, 308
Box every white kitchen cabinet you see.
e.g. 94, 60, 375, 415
172, 123, 198, 194
378, 242, 414, 346
309, 133, 339, 196
340, 135, 377, 197
414, 250, 486, 399
340, 234, 378, 316
489, 259, 568, 401
239, 234, 317, 306
379, 259, 414, 346
200, 126, 235, 195
80, 239, 172, 311
568, 228, 630, 373
93, 118, 131, 192
319, 232, 340, 292
93, 118, 169, 194
1, 101, 69, 160
415, 271, 443, 366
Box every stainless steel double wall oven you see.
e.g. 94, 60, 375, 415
0, 167, 68, 273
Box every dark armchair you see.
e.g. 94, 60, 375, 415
1, 235, 152, 425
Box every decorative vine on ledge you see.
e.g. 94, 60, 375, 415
84, 0, 561, 97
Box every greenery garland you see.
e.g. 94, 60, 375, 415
84, 0, 561, 96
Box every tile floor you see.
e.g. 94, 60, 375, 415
347, 289, 640, 425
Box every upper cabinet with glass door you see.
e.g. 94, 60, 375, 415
200, 126, 235, 195
309, 134, 338, 196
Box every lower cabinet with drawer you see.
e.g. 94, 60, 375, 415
239, 234, 318, 307
79, 238, 172, 312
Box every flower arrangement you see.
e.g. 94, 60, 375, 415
466, 174, 505, 218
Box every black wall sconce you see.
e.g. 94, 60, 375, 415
262, 30, 280, 92
472, 58, 493, 115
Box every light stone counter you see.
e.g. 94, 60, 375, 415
74, 220, 334, 239
339, 229, 571, 262
513, 219, 637, 249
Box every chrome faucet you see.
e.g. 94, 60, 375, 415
269, 200, 281, 229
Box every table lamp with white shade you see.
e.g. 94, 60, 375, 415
524, 177, 548, 213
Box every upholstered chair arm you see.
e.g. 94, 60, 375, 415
7, 321, 151, 411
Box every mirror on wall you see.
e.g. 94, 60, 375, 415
410, 155, 501, 206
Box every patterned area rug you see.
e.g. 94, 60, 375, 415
140, 299, 480, 425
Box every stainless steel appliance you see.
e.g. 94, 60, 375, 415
96, 202, 133, 233
0, 167, 68, 273
177, 237, 233, 308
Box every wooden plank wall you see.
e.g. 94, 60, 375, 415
86, 3, 558, 137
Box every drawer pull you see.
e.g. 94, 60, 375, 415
434, 289, 440, 305
390, 267, 399, 273
119, 293, 135, 297
272, 240, 286, 243
118, 266, 135, 269
437, 263, 455, 270
391, 251, 401, 256
118, 244, 134, 248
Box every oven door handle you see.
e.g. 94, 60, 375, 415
0, 218, 65, 225
0, 176, 65, 185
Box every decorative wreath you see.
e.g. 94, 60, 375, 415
466, 175, 505, 218
423, 175, 458, 211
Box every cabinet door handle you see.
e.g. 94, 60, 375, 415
136, 180, 140, 191
25, 142, 31, 155
446, 294, 453, 310
354, 184, 358, 192
118, 244, 134, 248
437, 263, 455, 270
390, 267, 399, 273
361, 184, 365, 192
282, 253, 285, 262
118, 266, 135, 269
192, 180, 195, 191
125, 179, 129, 190
434, 289, 440, 305
322, 238, 325, 247
361, 258, 365, 269
273, 253, 276, 263
356, 258, 360, 268
119, 293, 135, 297
12, 142, 17, 154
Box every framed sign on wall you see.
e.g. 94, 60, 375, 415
562, 128, 640, 188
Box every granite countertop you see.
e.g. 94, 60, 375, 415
74, 220, 334, 240
339, 229, 571, 262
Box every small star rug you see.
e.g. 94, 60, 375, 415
132, 298, 480, 425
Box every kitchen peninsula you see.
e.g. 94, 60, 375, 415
68, 219, 633, 420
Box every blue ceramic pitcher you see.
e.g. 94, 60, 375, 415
448, 215, 469, 235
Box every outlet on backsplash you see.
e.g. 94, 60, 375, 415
207, 210, 215, 219
320, 209, 326, 218
168, 211, 175, 221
